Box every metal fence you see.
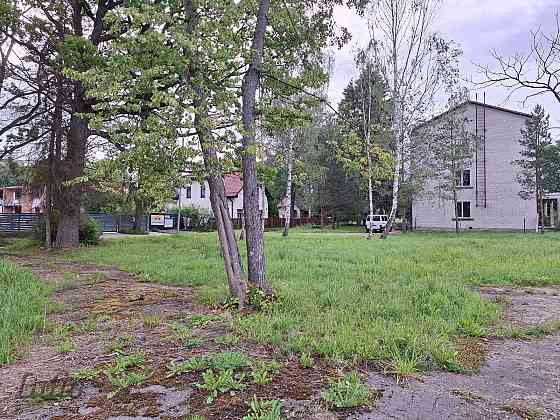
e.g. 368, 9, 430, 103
87, 213, 148, 232
0, 213, 149, 234
0, 213, 42, 233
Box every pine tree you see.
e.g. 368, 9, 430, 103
513, 104, 552, 233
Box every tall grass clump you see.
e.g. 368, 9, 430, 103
0, 261, 51, 364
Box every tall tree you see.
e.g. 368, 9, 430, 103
425, 103, 475, 234
240, 0, 272, 290
356, 0, 461, 238
2, 0, 129, 248
513, 104, 552, 233
338, 54, 393, 238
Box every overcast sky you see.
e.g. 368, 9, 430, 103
328, 0, 560, 130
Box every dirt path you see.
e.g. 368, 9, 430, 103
1, 254, 560, 419
0, 254, 337, 420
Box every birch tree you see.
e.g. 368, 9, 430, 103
358, 0, 461, 239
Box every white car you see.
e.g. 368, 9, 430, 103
365, 215, 388, 233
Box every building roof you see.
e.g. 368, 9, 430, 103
224, 173, 243, 197
414, 100, 533, 131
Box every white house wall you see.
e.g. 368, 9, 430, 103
412, 103, 538, 230
177, 180, 269, 219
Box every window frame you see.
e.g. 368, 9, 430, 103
185, 186, 192, 199
200, 184, 206, 198
456, 201, 471, 219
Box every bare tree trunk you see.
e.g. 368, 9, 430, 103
54, 82, 87, 249
381, 116, 402, 240
538, 186, 545, 234
240, 0, 271, 291
453, 189, 459, 235
367, 162, 374, 239
283, 130, 294, 237
134, 195, 145, 231
381, 30, 402, 240
194, 100, 246, 307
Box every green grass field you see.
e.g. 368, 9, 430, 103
0, 261, 51, 365
68, 231, 560, 372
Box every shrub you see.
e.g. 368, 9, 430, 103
167, 205, 212, 231
34, 213, 101, 246
79, 215, 101, 245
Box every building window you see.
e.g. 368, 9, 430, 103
455, 169, 471, 187
462, 170, 471, 187
185, 186, 191, 199
15, 190, 22, 200
200, 184, 206, 198
456, 201, 471, 218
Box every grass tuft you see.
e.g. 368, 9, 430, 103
322, 371, 370, 409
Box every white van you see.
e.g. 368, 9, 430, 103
365, 215, 388, 233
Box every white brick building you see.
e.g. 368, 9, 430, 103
412, 101, 558, 231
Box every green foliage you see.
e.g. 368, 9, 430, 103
210, 351, 252, 371
55, 339, 75, 354
58, 35, 102, 72
197, 369, 246, 404
168, 321, 191, 339
250, 360, 280, 386
243, 396, 283, 420
247, 286, 279, 312
106, 336, 130, 355
214, 334, 240, 346
0, 159, 30, 186
299, 352, 314, 369
514, 104, 552, 200
166, 357, 209, 378
322, 372, 370, 409
0, 262, 51, 365
52, 322, 76, 338
79, 216, 101, 246
55, 273, 78, 292
106, 370, 150, 398
187, 314, 221, 328
166, 206, 212, 232
183, 337, 203, 348
105, 353, 146, 375
71, 367, 101, 381
142, 315, 162, 328
543, 142, 560, 194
